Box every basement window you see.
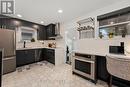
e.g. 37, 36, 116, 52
20, 27, 37, 42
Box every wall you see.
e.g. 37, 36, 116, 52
62, 0, 130, 55
56, 23, 66, 63
74, 38, 130, 56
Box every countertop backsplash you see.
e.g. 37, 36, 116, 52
16, 40, 57, 49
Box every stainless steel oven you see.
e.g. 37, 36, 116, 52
72, 53, 96, 81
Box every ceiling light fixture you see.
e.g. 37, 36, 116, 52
58, 9, 63, 13
17, 14, 22, 18
41, 21, 44, 24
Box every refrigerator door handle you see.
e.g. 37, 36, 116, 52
2, 57, 15, 61
13, 30, 16, 55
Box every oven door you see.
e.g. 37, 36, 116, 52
72, 56, 95, 80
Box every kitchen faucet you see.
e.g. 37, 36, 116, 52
23, 41, 26, 48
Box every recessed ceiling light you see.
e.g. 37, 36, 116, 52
17, 14, 22, 18
33, 25, 38, 29
41, 21, 44, 24
58, 9, 63, 13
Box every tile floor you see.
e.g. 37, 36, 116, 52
2, 62, 115, 87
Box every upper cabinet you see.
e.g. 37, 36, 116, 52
0, 15, 59, 41
0, 15, 47, 40
37, 26, 46, 40
97, 7, 130, 38
46, 24, 56, 40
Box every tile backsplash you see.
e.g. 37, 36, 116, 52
16, 40, 56, 49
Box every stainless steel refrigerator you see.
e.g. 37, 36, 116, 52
0, 29, 16, 74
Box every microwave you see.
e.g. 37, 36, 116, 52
72, 53, 96, 82
109, 46, 124, 54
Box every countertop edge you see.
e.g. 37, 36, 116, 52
16, 47, 63, 50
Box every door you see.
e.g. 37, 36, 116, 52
0, 29, 15, 57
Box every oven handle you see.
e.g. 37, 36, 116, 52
74, 57, 95, 63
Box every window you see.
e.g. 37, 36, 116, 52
20, 27, 37, 42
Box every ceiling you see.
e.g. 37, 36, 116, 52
9, 0, 121, 25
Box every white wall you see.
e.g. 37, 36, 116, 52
74, 38, 130, 56
55, 23, 66, 63
62, 0, 130, 56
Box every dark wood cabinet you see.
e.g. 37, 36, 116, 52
46, 24, 56, 40
0, 15, 47, 40
0, 15, 58, 40
25, 50, 35, 64
37, 26, 46, 40
16, 49, 45, 67
44, 49, 55, 64
96, 56, 110, 81
16, 50, 35, 67
35, 49, 44, 62
16, 48, 55, 67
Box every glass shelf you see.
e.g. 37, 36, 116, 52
99, 12, 130, 38
99, 23, 130, 38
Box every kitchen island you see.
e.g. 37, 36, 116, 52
72, 50, 130, 87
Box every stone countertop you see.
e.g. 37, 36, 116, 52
73, 50, 106, 56
16, 47, 62, 51
106, 53, 130, 60
73, 50, 130, 59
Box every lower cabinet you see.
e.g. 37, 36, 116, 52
96, 56, 109, 81
16, 49, 55, 67
44, 49, 55, 64
16, 50, 35, 67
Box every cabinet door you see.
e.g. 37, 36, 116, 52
16, 50, 27, 67
46, 49, 55, 64
39, 49, 44, 61
25, 50, 35, 64
16, 50, 35, 67
38, 26, 46, 40
35, 49, 44, 62
46, 24, 56, 40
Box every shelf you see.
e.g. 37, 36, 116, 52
77, 17, 94, 25
99, 21, 130, 28
78, 29, 94, 32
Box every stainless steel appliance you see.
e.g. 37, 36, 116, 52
0, 29, 16, 74
0, 49, 3, 87
72, 53, 96, 81
49, 23, 63, 39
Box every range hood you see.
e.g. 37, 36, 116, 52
49, 23, 63, 39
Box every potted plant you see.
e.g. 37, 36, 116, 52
99, 32, 104, 39
31, 38, 35, 42
108, 32, 114, 38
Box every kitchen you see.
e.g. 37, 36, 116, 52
0, 0, 130, 87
